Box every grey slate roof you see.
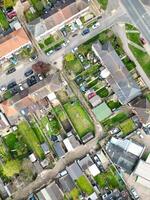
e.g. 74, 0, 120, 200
46, 182, 63, 200
41, 142, 50, 155
106, 141, 139, 174
59, 174, 75, 192
66, 162, 83, 180
54, 142, 65, 158
36, 182, 63, 200
130, 96, 150, 125
92, 41, 141, 104
78, 155, 94, 171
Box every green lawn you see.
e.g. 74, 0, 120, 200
129, 44, 150, 77
4, 131, 29, 159
125, 23, 138, 31
127, 32, 142, 47
18, 121, 44, 159
44, 35, 54, 46
146, 93, 150, 102
97, 0, 108, 10
25, 9, 39, 22
0, 10, 9, 30
3, 160, 21, 177
120, 118, 136, 136
30, 121, 45, 143
69, 187, 80, 200
54, 105, 67, 122
107, 100, 121, 110
65, 56, 83, 75
96, 87, 109, 98
64, 101, 94, 138
122, 56, 136, 71
76, 175, 94, 195
40, 116, 60, 136
102, 112, 128, 130
95, 167, 120, 189
30, 0, 44, 13
87, 78, 98, 88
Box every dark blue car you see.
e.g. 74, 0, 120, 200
82, 28, 90, 36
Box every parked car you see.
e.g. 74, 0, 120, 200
88, 92, 96, 99
24, 69, 33, 77
7, 10, 17, 19
92, 22, 100, 29
130, 188, 139, 200
6, 67, 16, 75
46, 50, 54, 56
82, 28, 90, 36
72, 33, 78, 37
0, 85, 6, 92
38, 74, 43, 81
29, 54, 38, 62
27, 75, 37, 86
7, 81, 17, 89
19, 83, 24, 91
78, 54, 84, 62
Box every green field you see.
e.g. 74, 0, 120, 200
54, 105, 67, 122
44, 35, 54, 46
65, 55, 83, 75
95, 167, 120, 189
107, 100, 121, 110
30, 121, 45, 143
120, 118, 136, 136
76, 175, 94, 195
64, 101, 94, 138
102, 112, 128, 130
127, 32, 142, 47
129, 44, 150, 77
30, 0, 44, 13
97, 0, 108, 10
40, 116, 60, 136
18, 121, 44, 159
122, 56, 136, 71
96, 87, 109, 98
4, 131, 29, 159
3, 160, 21, 177
69, 187, 80, 200
125, 23, 138, 31
0, 10, 9, 30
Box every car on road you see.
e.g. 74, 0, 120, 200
72, 33, 78, 37
6, 67, 16, 75
7, 81, 17, 89
27, 75, 37, 87
82, 28, 90, 36
24, 69, 33, 77
55, 46, 62, 51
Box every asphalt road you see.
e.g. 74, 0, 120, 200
121, 0, 150, 43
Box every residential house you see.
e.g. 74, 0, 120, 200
89, 95, 102, 107
82, 132, 94, 143
41, 142, 50, 155
36, 182, 63, 200
92, 42, 141, 104
130, 96, 150, 126
78, 154, 94, 171
134, 154, 150, 188
66, 162, 83, 180
0, 111, 10, 131
0, 28, 30, 62
54, 142, 66, 158
59, 174, 75, 193
63, 135, 80, 152
106, 137, 145, 173
28, 0, 89, 41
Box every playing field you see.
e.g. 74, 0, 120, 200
64, 101, 94, 138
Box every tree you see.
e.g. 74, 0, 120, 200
32, 61, 50, 75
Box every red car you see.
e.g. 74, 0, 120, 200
88, 92, 96, 99
7, 11, 17, 19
